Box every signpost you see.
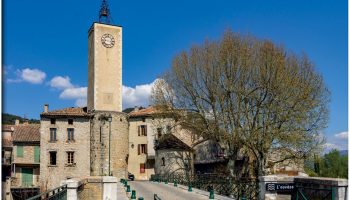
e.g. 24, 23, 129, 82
266, 183, 295, 192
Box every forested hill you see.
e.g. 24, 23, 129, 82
2, 113, 40, 125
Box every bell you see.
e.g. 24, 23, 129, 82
101, 10, 108, 16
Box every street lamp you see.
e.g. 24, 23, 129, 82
108, 116, 112, 176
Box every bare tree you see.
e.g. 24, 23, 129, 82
151, 30, 329, 178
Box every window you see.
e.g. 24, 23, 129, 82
50, 128, 57, 142
157, 128, 162, 138
49, 152, 57, 165
67, 152, 74, 164
67, 128, 74, 141
138, 125, 147, 136
166, 125, 171, 134
34, 146, 40, 162
142, 118, 146, 122
50, 118, 56, 125
161, 157, 165, 166
140, 163, 145, 173
17, 146, 23, 157
68, 119, 73, 125
137, 144, 147, 155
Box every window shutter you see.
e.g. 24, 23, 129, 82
17, 146, 23, 157
145, 144, 148, 154
145, 126, 147, 136
72, 129, 74, 140
34, 146, 40, 162
138, 144, 140, 155
138, 126, 140, 136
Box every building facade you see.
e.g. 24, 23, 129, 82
128, 106, 195, 180
1, 122, 41, 200
40, 106, 91, 190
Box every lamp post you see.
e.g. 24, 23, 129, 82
108, 116, 112, 176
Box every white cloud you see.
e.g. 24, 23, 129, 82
122, 80, 156, 109
54, 79, 157, 109
49, 76, 73, 90
59, 87, 87, 99
18, 68, 46, 84
335, 131, 348, 139
75, 98, 87, 107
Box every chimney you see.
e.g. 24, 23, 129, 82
44, 104, 49, 113
134, 106, 139, 112
15, 119, 20, 125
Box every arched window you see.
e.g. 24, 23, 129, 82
161, 157, 165, 166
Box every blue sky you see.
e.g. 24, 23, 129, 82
3, 0, 348, 150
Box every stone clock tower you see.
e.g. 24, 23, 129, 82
88, 0, 129, 178
87, 23, 122, 112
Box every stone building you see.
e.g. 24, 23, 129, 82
154, 133, 193, 177
39, 106, 91, 190
1, 121, 41, 200
128, 106, 195, 180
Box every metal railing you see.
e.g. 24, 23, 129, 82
295, 185, 348, 200
154, 194, 161, 200
150, 173, 259, 199
26, 184, 67, 200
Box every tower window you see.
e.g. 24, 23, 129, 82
49, 151, 57, 166
68, 119, 73, 125
50, 118, 56, 125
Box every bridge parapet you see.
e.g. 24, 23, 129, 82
259, 175, 348, 200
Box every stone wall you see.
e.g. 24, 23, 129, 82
155, 149, 192, 176
77, 177, 103, 200
90, 111, 128, 180
13, 144, 39, 164
40, 117, 91, 190
61, 176, 117, 200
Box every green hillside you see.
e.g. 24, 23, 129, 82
2, 113, 40, 125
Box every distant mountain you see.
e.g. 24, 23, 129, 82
122, 108, 134, 114
2, 113, 40, 125
339, 150, 348, 157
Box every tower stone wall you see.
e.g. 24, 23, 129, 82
90, 111, 129, 179
87, 23, 122, 112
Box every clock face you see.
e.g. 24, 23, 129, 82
101, 33, 115, 48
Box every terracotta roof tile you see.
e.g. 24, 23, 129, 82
129, 106, 156, 117
41, 107, 90, 117
2, 125, 15, 132
12, 124, 40, 143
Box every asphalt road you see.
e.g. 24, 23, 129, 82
128, 181, 209, 200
